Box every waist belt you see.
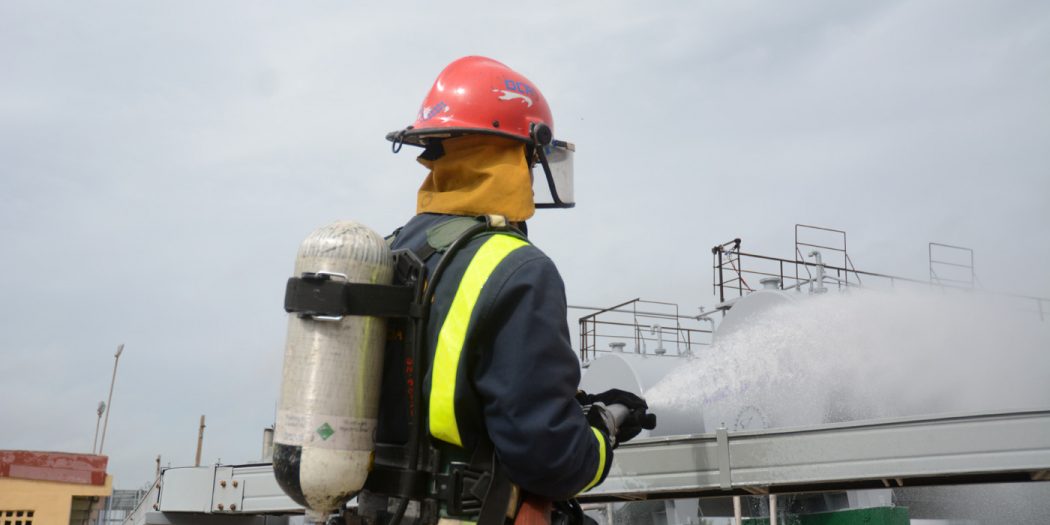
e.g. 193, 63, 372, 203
435, 461, 490, 516
366, 441, 515, 525
437, 440, 517, 525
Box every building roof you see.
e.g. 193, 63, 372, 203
0, 450, 108, 486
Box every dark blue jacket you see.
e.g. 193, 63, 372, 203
386, 213, 611, 501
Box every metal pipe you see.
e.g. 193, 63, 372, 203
770, 494, 778, 525
98, 343, 124, 455
651, 324, 665, 355
733, 496, 742, 525
929, 259, 974, 269
572, 312, 699, 324
930, 241, 974, 251
262, 427, 275, 461
809, 251, 827, 294
574, 297, 642, 319
797, 223, 848, 235
718, 248, 726, 303
796, 241, 848, 252
569, 304, 705, 320
698, 316, 716, 339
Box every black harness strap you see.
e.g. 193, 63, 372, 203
361, 216, 525, 525
468, 440, 516, 525
284, 274, 418, 319
365, 464, 431, 502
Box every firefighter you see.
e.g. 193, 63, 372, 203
372, 56, 654, 524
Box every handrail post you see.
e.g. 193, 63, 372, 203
717, 248, 725, 303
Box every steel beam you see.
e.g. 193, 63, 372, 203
579, 409, 1050, 502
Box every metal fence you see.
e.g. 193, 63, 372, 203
96, 489, 148, 525
577, 299, 713, 362
712, 226, 1048, 320
581, 226, 1047, 366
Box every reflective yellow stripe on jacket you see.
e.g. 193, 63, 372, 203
429, 234, 529, 447
579, 426, 607, 493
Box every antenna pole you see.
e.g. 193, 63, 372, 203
98, 343, 124, 455
195, 415, 206, 466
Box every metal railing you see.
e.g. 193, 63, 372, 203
714, 228, 863, 299
794, 224, 862, 288
88, 489, 149, 524
577, 299, 713, 362
714, 245, 885, 301
581, 227, 1047, 368
713, 231, 1048, 321
929, 242, 978, 287
711, 238, 747, 302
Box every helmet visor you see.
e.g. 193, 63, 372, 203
533, 140, 575, 208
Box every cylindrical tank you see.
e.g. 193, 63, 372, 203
273, 221, 394, 520
580, 352, 706, 436
713, 289, 795, 342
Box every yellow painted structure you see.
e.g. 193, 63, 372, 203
0, 475, 113, 525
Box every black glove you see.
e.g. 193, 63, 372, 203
578, 389, 657, 445
617, 407, 657, 444
579, 388, 648, 411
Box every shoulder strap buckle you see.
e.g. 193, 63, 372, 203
484, 215, 508, 229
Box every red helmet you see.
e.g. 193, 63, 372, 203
387, 56, 554, 147
389, 56, 575, 209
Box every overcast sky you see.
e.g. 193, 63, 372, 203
1, 1, 1048, 489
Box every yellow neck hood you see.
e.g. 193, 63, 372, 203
416, 135, 535, 222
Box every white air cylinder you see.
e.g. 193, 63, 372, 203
273, 221, 394, 520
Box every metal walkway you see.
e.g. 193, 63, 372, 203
126, 410, 1050, 523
